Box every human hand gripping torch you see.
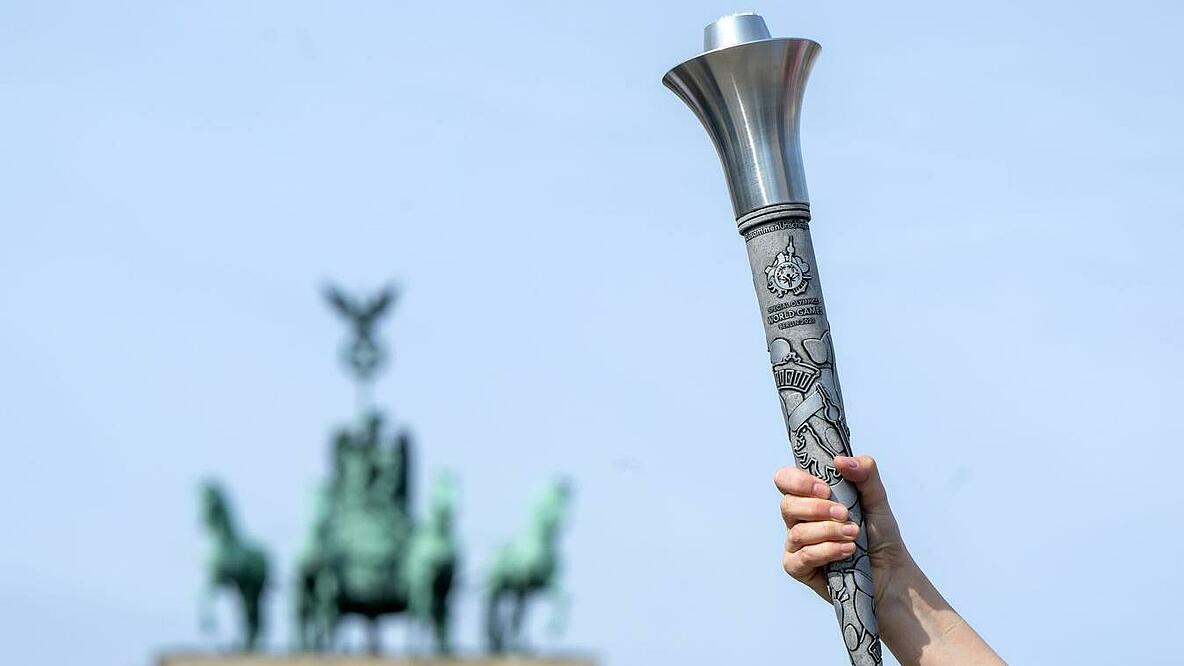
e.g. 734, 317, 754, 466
663, 14, 883, 666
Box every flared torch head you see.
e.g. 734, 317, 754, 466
663, 13, 821, 218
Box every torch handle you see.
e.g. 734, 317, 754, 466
739, 204, 883, 666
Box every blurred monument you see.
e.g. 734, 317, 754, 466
167, 283, 591, 666
486, 479, 573, 654
198, 481, 271, 652
294, 284, 458, 655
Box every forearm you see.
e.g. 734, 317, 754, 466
878, 553, 1005, 666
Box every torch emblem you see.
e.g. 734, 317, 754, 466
764, 239, 812, 298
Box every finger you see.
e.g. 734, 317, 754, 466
834, 454, 888, 507
781, 494, 849, 528
783, 541, 857, 578
786, 520, 860, 552
774, 466, 831, 499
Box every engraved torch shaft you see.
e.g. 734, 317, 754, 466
741, 205, 881, 666
663, 14, 883, 666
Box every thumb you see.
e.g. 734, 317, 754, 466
834, 455, 888, 509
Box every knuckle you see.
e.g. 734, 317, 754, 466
784, 554, 806, 577
788, 525, 803, 546
780, 495, 794, 516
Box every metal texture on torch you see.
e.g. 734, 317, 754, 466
664, 14, 884, 666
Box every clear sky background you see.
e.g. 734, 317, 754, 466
2, 1, 1182, 664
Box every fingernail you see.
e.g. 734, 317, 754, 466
813, 482, 829, 498
829, 505, 847, 520
842, 523, 859, 537
840, 542, 856, 554
842, 457, 859, 470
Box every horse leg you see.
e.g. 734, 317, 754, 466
323, 611, 337, 652
432, 600, 450, 655
315, 571, 339, 652
509, 589, 529, 653
367, 618, 382, 655
485, 589, 504, 654
243, 591, 262, 652
295, 581, 310, 651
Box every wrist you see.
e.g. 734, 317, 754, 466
875, 553, 1002, 665
876, 552, 948, 656
875, 548, 924, 632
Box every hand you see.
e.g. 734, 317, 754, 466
774, 455, 909, 606
775, 455, 1006, 665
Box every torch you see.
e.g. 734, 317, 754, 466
663, 13, 883, 665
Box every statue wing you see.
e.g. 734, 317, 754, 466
365, 287, 397, 319
323, 284, 356, 319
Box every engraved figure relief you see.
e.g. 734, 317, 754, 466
769, 333, 852, 485
828, 567, 881, 665
770, 329, 881, 666
764, 238, 812, 298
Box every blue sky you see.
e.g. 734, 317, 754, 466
1, 1, 1182, 664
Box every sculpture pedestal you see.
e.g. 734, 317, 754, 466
158, 656, 596, 666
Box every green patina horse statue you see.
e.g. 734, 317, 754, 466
199, 481, 270, 651
405, 471, 460, 654
485, 478, 572, 654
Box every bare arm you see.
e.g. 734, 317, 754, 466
775, 455, 1004, 666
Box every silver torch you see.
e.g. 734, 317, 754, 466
664, 13, 883, 666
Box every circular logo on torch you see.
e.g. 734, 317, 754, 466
764, 239, 812, 298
